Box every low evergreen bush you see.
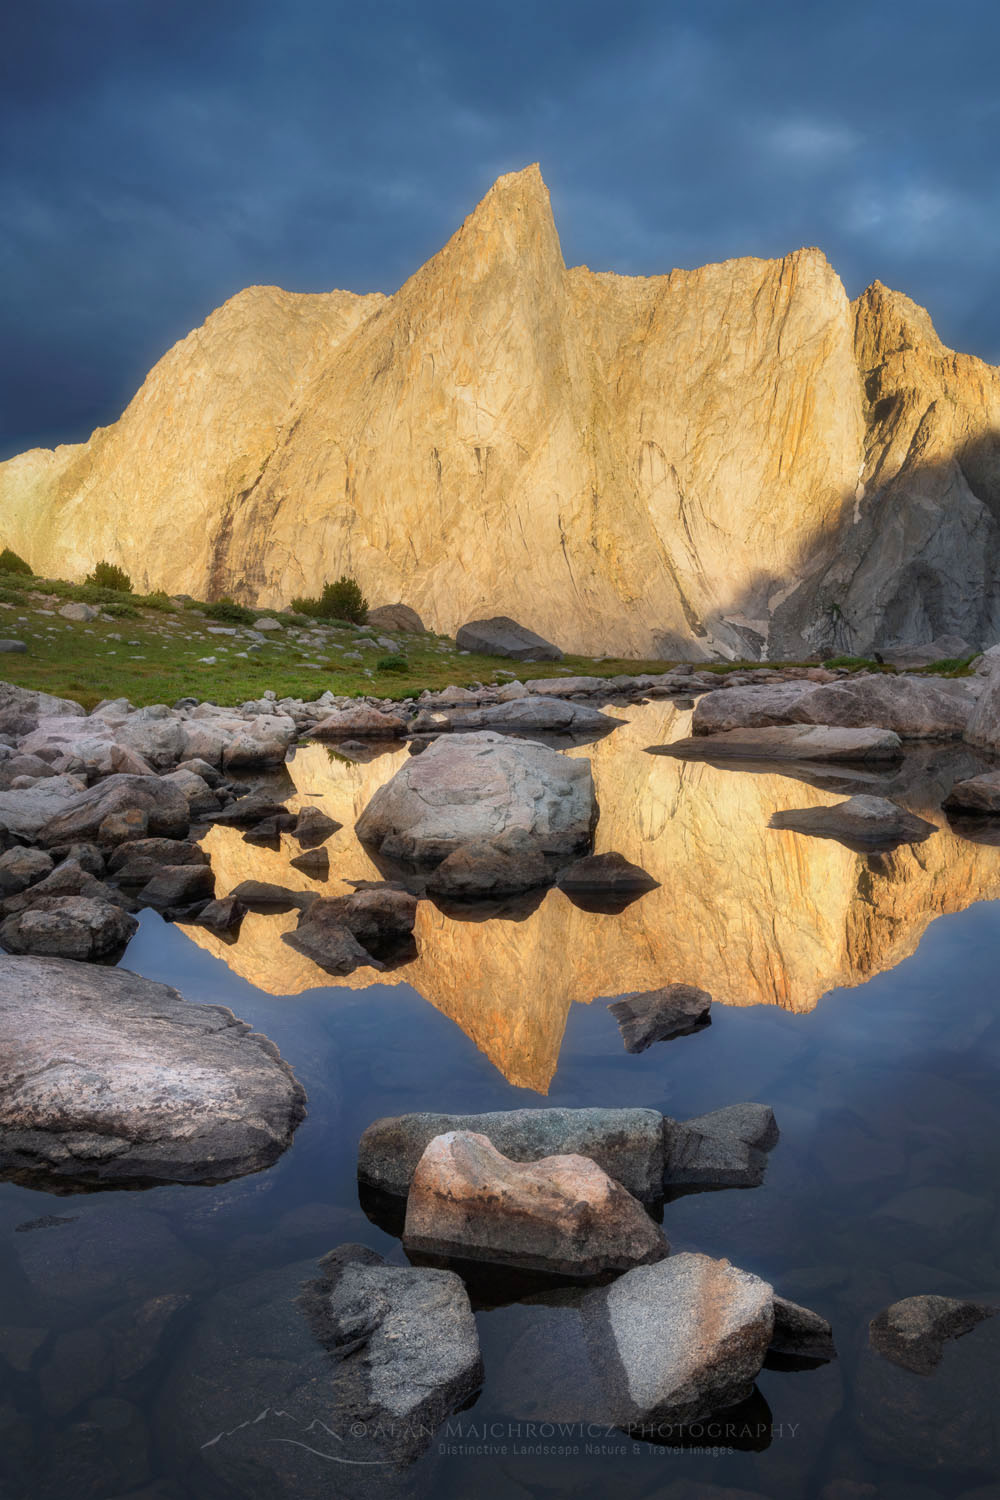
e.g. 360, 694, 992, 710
85, 560, 133, 592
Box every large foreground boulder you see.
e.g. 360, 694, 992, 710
0, 957, 305, 1187
402, 1131, 668, 1276
658, 725, 903, 763
456, 615, 563, 661
36, 773, 190, 847
355, 730, 597, 861
582, 1252, 774, 1427
358, 1106, 666, 1203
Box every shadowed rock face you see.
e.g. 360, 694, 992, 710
5, 168, 1000, 658
179, 703, 1000, 1091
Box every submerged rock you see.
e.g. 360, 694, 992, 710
358, 1106, 666, 1203
869, 1295, 997, 1375
161, 1252, 478, 1497
608, 984, 712, 1052
769, 794, 937, 850
0, 957, 305, 1187
657, 725, 904, 763
402, 1131, 668, 1276
582, 1252, 774, 1427
356, 730, 597, 861
455, 615, 563, 661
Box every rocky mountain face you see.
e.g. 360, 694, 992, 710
3, 165, 1000, 659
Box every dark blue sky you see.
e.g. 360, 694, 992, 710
3, 0, 999, 458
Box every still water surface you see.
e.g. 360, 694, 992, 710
1, 701, 998, 1499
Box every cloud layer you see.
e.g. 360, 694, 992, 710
3, 0, 999, 456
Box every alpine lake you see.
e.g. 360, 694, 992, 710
2, 698, 999, 1500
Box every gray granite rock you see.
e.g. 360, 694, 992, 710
581, 1252, 774, 1427
356, 730, 597, 861
426, 826, 549, 898
292, 805, 342, 847
943, 770, 1000, 813
447, 696, 616, 733
455, 615, 563, 661
558, 851, 658, 893
0, 895, 138, 960
358, 1106, 666, 1203
663, 1104, 779, 1189
657, 725, 904, 763
770, 1295, 837, 1361
0, 846, 53, 896
36, 774, 190, 847
0, 957, 305, 1187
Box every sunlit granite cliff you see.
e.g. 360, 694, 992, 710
4, 167, 1000, 658
180, 704, 1000, 1091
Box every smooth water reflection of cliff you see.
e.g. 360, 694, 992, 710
180, 702, 1000, 1092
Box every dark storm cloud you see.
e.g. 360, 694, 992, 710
3, 0, 999, 456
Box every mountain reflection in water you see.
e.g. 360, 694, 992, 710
180, 702, 1000, 1092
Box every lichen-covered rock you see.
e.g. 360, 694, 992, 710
402, 1131, 668, 1276
0, 956, 305, 1187
355, 730, 597, 861
358, 1106, 666, 1202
